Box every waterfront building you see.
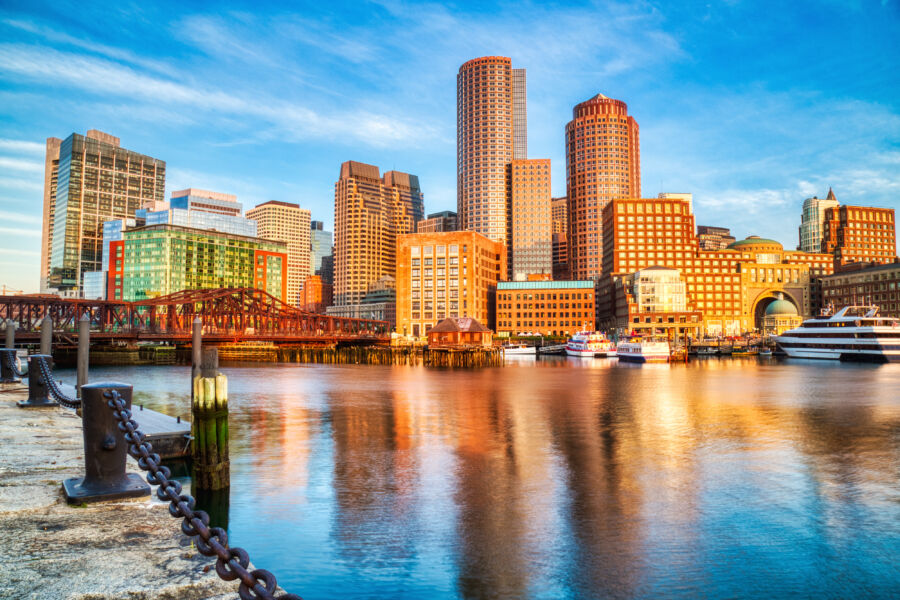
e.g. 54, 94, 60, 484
118, 224, 286, 302
565, 94, 640, 280
310, 221, 333, 278
427, 317, 493, 347
144, 195, 256, 237
246, 201, 312, 307
820, 261, 900, 318
334, 161, 424, 307
823, 204, 897, 267
417, 211, 458, 233
302, 275, 333, 313
41, 130, 165, 293
457, 56, 527, 246
799, 189, 839, 252
761, 294, 803, 334
396, 231, 506, 337
598, 196, 834, 336
508, 159, 552, 280
551, 196, 568, 235
697, 226, 736, 251
495, 280, 594, 336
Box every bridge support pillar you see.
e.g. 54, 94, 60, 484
62, 382, 151, 503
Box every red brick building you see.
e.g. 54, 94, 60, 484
823, 204, 897, 267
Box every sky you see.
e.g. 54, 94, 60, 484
0, 0, 898, 293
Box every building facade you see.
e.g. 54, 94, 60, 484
697, 226, 736, 251
496, 280, 595, 336
43, 130, 165, 292
302, 275, 333, 313
508, 158, 552, 280
334, 161, 424, 307
417, 211, 458, 233
246, 200, 312, 307
551, 196, 568, 235
565, 94, 640, 280
598, 197, 834, 337
457, 56, 527, 246
170, 188, 241, 216
823, 204, 897, 267
799, 189, 839, 253
119, 224, 286, 302
144, 206, 256, 237
820, 261, 900, 318
396, 231, 506, 337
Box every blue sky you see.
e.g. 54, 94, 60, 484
0, 0, 898, 293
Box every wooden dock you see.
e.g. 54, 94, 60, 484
132, 404, 191, 460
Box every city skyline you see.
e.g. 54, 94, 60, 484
1, 1, 899, 293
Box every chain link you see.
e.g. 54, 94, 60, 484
104, 389, 302, 600
1, 349, 27, 377
34, 355, 81, 408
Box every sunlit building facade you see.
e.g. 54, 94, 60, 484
396, 231, 506, 337
508, 159, 551, 280
496, 280, 595, 336
821, 261, 900, 318
798, 189, 839, 253
334, 161, 424, 307
823, 204, 897, 267
565, 94, 640, 281
246, 200, 312, 306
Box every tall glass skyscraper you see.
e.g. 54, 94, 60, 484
42, 130, 165, 292
310, 220, 333, 280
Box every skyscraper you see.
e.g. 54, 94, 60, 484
457, 56, 527, 246
565, 94, 640, 280
799, 188, 839, 253
246, 200, 312, 306
334, 161, 424, 307
508, 159, 551, 280
310, 220, 333, 277
42, 130, 165, 292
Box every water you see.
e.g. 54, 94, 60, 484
67, 358, 900, 599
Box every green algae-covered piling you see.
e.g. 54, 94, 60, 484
191, 348, 229, 491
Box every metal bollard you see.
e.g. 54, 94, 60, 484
0, 349, 20, 384
62, 382, 151, 503
77, 313, 90, 398
17, 354, 58, 408
40, 316, 53, 356
5, 318, 14, 349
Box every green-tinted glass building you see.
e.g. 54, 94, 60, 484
121, 224, 287, 302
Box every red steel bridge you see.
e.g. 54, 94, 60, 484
0, 288, 389, 345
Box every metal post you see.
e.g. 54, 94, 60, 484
77, 313, 90, 398
5, 318, 14, 349
62, 382, 151, 503
18, 355, 58, 408
0, 349, 20, 384
191, 316, 202, 399
40, 316, 53, 356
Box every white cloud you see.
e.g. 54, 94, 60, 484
0, 138, 45, 155
0, 156, 43, 173
0, 210, 41, 224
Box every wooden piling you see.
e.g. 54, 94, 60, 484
191, 348, 229, 491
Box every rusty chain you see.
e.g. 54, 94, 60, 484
104, 388, 302, 600
1, 349, 27, 378
34, 355, 81, 408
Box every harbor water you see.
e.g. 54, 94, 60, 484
69, 358, 900, 599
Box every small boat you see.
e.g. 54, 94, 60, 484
759, 347, 773, 356
616, 337, 670, 363
502, 343, 536, 356
732, 347, 758, 356
565, 331, 617, 358
697, 346, 718, 356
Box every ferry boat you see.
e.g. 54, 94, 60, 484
616, 337, 670, 363
775, 306, 900, 362
565, 331, 617, 358
502, 343, 536, 356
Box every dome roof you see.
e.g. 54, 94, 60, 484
765, 299, 798, 316
727, 236, 783, 250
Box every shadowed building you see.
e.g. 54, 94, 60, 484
697, 226, 736, 251
565, 94, 640, 280
417, 211, 458, 233
334, 161, 424, 307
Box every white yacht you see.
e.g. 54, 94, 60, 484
565, 331, 617, 358
775, 306, 900, 362
616, 337, 670, 363
502, 343, 536, 356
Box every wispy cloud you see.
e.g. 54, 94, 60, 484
0, 210, 41, 224
0, 156, 43, 173
0, 138, 45, 154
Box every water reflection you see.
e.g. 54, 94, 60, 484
71, 360, 900, 599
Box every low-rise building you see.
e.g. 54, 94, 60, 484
396, 230, 506, 337
119, 224, 287, 302
820, 261, 900, 318
496, 280, 594, 336
426, 317, 492, 347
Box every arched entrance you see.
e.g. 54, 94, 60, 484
752, 291, 800, 331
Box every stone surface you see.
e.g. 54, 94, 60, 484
0, 388, 239, 600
